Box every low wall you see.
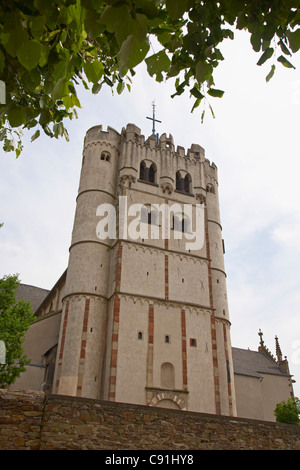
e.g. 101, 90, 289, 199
0, 390, 300, 450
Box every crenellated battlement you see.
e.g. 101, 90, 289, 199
84, 123, 217, 174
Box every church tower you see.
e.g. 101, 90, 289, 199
53, 122, 237, 416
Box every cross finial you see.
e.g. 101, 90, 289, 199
258, 329, 264, 346
146, 100, 161, 142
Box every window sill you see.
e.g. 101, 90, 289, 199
138, 179, 159, 187
174, 189, 194, 197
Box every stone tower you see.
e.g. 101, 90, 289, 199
53, 123, 237, 416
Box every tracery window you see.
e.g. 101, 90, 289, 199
139, 160, 157, 184
100, 151, 110, 162
176, 171, 192, 194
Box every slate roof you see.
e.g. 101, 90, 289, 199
232, 347, 290, 378
16, 284, 50, 313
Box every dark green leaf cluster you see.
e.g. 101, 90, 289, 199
0, 274, 35, 387
0, 0, 125, 156
0, 1, 299, 156
274, 397, 300, 425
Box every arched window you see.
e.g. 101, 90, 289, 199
141, 206, 158, 226
161, 362, 175, 389
149, 210, 158, 225
140, 206, 148, 224
101, 151, 110, 162
148, 163, 156, 183
176, 171, 192, 194
140, 160, 156, 184
176, 171, 182, 191
140, 160, 146, 180
173, 214, 181, 231
184, 174, 190, 193
182, 217, 190, 233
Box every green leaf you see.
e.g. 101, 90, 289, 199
31, 129, 40, 142
53, 59, 69, 82
145, 50, 171, 82
201, 109, 205, 123
117, 35, 149, 73
7, 106, 26, 127
131, 13, 148, 42
17, 40, 42, 71
53, 122, 64, 138
190, 86, 204, 100
195, 61, 213, 84
91, 83, 102, 94
34, 0, 51, 14
191, 98, 201, 112
207, 88, 224, 98
257, 47, 274, 66
166, 0, 188, 19
277, 55, 295, 69
30, 15, 46, 39
52, 77, 68, 100
99, 5, 128, 33
39, 45, 50, 67
266, 64, 275, 82
287, 28, 300, 53
250, 31, 261, 52
278, 39, 291, 56
209, 103, 215, 119
1, 17, 29, 58
0, 50, 5, 74
116, 81, 125, 94
84, 9, 105, 38
83, 60, 104, 83
156, 30, 173, 47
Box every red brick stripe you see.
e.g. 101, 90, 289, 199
165, 254, 169, 300
148, 304, 154, 345
146, 303, 154, 404
55, 300, 69, 391
109, 295, 120, 401
181, 308, 188, 390
59, 300, 69, 361
80, 298, 90, 359
116, 242, 122, 291
223, 323, 233, 416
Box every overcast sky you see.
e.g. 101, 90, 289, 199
1, 29, 300, 398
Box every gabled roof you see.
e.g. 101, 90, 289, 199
232, 347, 290, 378
16, 284, 50, 312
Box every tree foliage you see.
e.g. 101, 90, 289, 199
274, 397, 300, 425
0, 274, 35, 388
0, 0, 300, 156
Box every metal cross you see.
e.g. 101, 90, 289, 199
258, 329, 264, 346
146, 101, 161, 137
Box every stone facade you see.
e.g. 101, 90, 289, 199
51, 123, 235, 416
0, 390, 299, 450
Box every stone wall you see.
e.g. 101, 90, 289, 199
0, 389, 300, 450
